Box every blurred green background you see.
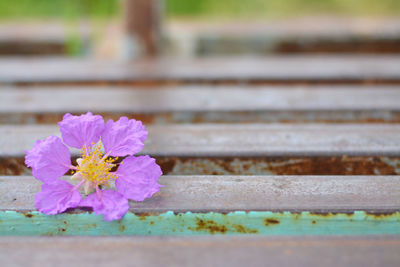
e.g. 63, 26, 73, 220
1, 0, 398, 56
0, 0, 399, 20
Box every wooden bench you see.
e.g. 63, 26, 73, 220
0, 55, 399, 266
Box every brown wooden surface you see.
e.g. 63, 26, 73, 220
1, 236, 399, 267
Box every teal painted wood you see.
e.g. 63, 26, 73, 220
0, 211, 399, 236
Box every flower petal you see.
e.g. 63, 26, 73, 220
25, 136, 71, 182
115, 155, 162, 201
35, 180, 81, 215
101, 117, 147, 157
80, 190, 129, 221
58, 112, 105, 149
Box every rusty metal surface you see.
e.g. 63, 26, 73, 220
197, 35, 400, 55
197, 34, 400, 55
2, 124, 400, 157
274, 38, 400, 54
156, 156, 400, 175
1, 175, 399, 213
1, 236, 399, 267
2, 155, 400, 176
0, 55, 400, 85
3, 110, 400, 125
1, 86, 400, 124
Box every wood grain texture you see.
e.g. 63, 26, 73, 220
3, 85, 400, 124
0, 55, 400, 84
1, 85, 400, 112
1, 124, 400, 157
1, 175, 399, 212
1, 236, 399, 267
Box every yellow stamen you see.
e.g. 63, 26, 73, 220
76, 143, 118, 186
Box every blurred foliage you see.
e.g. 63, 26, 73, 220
166, 0, 400, 18
0, 0, 119, 20
0, 0, 399, 20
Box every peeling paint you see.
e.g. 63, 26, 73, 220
0, 211, 398, 236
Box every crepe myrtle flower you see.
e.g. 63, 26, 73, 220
25, 112, 162, 221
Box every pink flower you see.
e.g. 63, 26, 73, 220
25, 112, 163, 221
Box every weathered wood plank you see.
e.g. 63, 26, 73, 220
1, 86, 400, 124
0, 55, 400, 84
1, 236, 400, 267
1, 124, 400, 157
1, 175, 399, 213
3, 85, 400, 111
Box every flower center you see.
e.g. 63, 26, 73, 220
76, 143, 117, 186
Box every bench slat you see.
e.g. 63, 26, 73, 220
2, 175, 399, 212
1, 86, 400, 124
2, 86, 400, 112
1, 236, 399, 267
2, 124, 400, 157
1, 56, 400, 84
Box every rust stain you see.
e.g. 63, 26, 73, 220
137, 212, 158, 221
312, 220, 317, 224
309, 212, 338, 217
0, 158, 27, 175
264, 218, 280, 226
119, 225, 126, 232
308, 212, 359, 218
43, 232, 55, 236
150, 221, 155, 225
157, 158, 177, 174
192, 218, 228, 234
366, 212, 399, 219
24, 214, 33, 218
232, 224, 258, 234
